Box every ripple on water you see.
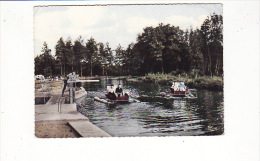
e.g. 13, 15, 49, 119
78, 79, 223, 136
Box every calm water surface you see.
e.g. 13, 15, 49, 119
77, 78, 224, 137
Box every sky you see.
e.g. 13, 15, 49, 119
34, 4, 222, 56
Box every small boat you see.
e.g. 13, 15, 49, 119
170, 82, 189, 97
105, 84, 129, 102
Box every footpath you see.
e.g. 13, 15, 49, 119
35, 84, 111, 137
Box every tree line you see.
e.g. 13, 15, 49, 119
35, 13, 223, 77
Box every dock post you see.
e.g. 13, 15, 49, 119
68, 73, 76, 104
69, 85, 74, 104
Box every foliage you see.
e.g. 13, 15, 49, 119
55, 38, 67, 76
35, 42, 56, 76
135, 73, 223, 90
35, 14, 223, 78
200, 13, 223, 75
85, 37, 98, 76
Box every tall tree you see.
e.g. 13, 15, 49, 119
135, 26, 158, 74
200, 13, 223, 75
135, 24, 190, 74
114, 44, 125, 75
104, 42, 114, 75
35, 55, 45, 75
73, 36, 85, 75
189, 28, 203, 73
104, 42, 113, 66
55, 38, 67, 76
86, 37, 98, 76
123, 43, 135, 75
41, 41, 55, 76
65, 38, 74, 74
97, 42, 107, 75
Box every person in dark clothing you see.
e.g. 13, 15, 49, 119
62, 77, 68, 97
106, 85, 117, 100
110, 92, 117, 100
115, 84, 123, 97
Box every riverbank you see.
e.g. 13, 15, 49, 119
127, 73, 223, 91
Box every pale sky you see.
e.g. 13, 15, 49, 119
34, 4, 222, 56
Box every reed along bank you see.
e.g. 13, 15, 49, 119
128, 73, 223, 91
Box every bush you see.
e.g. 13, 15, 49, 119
134, 73, 223, 91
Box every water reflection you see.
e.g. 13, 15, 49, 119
77, 78, 223, 136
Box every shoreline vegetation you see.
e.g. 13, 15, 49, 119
77, 73, 223, 91
130, 73, 223, 91
36, 74, 223, 91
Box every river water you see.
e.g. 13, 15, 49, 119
77, 78, 224, 137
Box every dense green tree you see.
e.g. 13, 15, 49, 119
97, 42, 108, 75
134, 24, 191, 74
123, 43, 135, 75
135, 26, 159, 74
114, 44, 125, 75
104, 42, 114, 75
65, 38, 74, 74
35, 55, 45, 75
73, 36, 85, 75
200, 13, 223, 76
35, 42, 55, 76
105, 43, 114, 65
42, 42, 54, 76
188, 28, 204, 73
86, 37, 98, 76
55, 38, 67, 76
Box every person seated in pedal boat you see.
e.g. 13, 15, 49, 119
174, 82, 180, 91
107, 84, 116, 100
115, 84, 123, 97
179, 82, 186, 91
107, 84, 114, 93
171, 82, 175, 89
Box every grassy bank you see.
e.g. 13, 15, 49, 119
130, 73, 223, 91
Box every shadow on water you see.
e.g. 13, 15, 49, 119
77, 78, 224, 137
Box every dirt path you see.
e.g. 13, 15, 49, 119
35, 123, 81, 138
